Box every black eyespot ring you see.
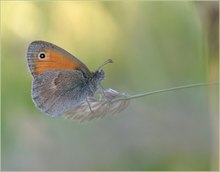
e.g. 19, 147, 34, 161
38, 52, 46, 59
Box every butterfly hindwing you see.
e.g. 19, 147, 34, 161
32, 70, 89, 116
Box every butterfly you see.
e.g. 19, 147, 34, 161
26, 40, 112, 117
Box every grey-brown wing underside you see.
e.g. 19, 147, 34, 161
32, 70, 88, 117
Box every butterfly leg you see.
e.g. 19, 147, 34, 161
100, 84, 108, 98
99, 84, 112, 112
86, 97, 93, 113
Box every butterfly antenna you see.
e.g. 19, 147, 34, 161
97, 59, 113, 70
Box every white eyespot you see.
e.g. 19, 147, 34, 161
38, 52, 46, 60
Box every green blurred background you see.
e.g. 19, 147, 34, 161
1, 1, 219, 171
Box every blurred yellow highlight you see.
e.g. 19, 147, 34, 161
2, 1, 43, 39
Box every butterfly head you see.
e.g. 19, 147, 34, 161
92, 69, 105, 83
92, 59, 112, 82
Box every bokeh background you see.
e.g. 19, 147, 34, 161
1, 1, 219, 171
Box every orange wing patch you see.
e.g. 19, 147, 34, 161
33, 49, 80, 75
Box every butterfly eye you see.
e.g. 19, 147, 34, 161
38, 52, 46, 59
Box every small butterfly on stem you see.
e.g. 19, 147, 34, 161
26, 41, 218, 121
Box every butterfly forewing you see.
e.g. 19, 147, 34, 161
26, 40, 91, 78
